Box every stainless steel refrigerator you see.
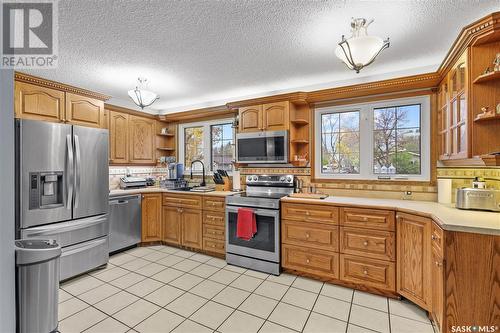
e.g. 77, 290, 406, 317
15, 119, 109, 281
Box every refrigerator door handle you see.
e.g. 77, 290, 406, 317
74, 134, 81, 208
66, 134, 74, 209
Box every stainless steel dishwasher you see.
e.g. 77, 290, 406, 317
109, 195, 141, 253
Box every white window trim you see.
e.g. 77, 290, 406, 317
314, 95, 431, 181
178, 118, 234, 174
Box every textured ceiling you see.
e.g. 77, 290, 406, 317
27, 0, 500, 114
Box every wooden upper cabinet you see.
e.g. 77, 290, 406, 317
396, 213, 432, 311
181, 208, 203, 249
263, 102, 289, 131
65, 92, 105, 128
109, 111, 129, 164
128, 115, 156, 164
14, 81, 65, 122
239, 105, 263, 132
141, 193, 162, 242
239, 102, 291, 133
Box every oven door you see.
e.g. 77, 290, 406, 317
236, 131, 287, 163
225, 205, 280, 262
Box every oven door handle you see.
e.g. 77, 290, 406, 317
226, 206, 279, 218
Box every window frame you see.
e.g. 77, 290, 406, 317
314, 96, 431, 181
178, 118, 235, 174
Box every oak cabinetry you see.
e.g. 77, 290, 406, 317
340, 207, 395, 231
282, 220, 339, 251
14, 81, 65, 122
238, 101, 289, 132
202, 196, 226, 255
65, 92, 105, 128
163, 194, 203, 209
340, 254, 396, 291
431, 245, 444, 332
396, 212, 432, 310
282, 244, 339, 279
340, 227, 395, 261
282, 203, 339, 224
181, 208, 203, 249
141, 193, 162, 242
109, 111, 129, 163
128, 116, 156, 164
162, 206, 182, 246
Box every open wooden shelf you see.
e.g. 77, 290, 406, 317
291, 119, 309, 126
473, 71, 500, 84
291, 139, 309, 144
156, 147, 175, 151
474, 113, 500, 123
157, 132, 175, 137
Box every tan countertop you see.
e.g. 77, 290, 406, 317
109, 187, 239, 198
281, 196, 500, 236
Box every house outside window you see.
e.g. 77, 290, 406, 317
314, 96, 430, 181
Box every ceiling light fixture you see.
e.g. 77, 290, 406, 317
335, 18, 390, 73
128, 77, 159, 109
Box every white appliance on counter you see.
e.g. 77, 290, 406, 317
15, 119, 109, 281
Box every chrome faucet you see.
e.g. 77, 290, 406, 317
190, 159, 206, 187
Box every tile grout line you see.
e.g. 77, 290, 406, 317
344, 287, 355, 333
299, 281, 323, 333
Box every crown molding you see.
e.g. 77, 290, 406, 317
438, 11, 500, 77
306, 72, 441, 104
104, 103, 159, 120
225, 92, 308, 109
15, 71, 111, 101
159, 105, 235, 123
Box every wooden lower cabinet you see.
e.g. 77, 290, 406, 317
431, 246, 444, 332
396, 213, 432, 311
181, 208, 203, 249
340, 227, 395, 261
141, 194, 162, 242
282, 244, 339, 279
162, 206, 181, 245
340, 254, 395, 291
282, 220, 339, 251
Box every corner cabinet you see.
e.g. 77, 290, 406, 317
128, 116, 156, 164
141, 194, 162, 242
396, 213, 432, 310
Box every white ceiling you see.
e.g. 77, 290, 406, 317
27, 0, 499, 114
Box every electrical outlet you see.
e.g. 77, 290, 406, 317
402, 191, 413, 200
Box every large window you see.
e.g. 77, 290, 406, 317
179, 119, 235, 173
315, 96, 430, 181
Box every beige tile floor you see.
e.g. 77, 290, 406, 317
58, 245, 436, 333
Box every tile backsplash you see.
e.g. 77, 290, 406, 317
437, 167, 500, 193
109, 166, 167, 189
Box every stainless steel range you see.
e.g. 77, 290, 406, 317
225, 174, 294, 275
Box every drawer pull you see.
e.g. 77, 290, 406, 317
363, 241, 368, 246
305, 233, 310, 238
362, 217, 368, 221
305, 211, 310, 216
363, 269, 368, 275
306, 258, 310, 263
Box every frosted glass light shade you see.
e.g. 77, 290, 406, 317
128, 88, 158, 108
335, 35, 385, 68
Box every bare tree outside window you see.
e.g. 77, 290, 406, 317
321, 111, 360, 174
211, 123, 234, 171
184, 126, 204, 170
373, 104, 421, 175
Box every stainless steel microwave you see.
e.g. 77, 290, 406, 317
236, 130, 288, 163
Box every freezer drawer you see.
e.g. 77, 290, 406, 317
60, 236, 108, 281
20, 214, 109, 248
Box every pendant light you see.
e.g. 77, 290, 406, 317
128, 77, 159, 109
335, 18, 390, 73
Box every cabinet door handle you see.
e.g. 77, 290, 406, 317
306, 258, 310, 264
435, 261, 443, 267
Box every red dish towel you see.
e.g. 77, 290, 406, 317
236, 208, 257, 240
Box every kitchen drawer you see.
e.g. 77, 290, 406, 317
340, 227, 395, 261
340, 207, 395, 231
282, 220, 339, 252
163, 193, 202, 209
203, 211, 225, 227
282, 244, 339, 279
203, 224, 225, 241
203, 196, 225, 212
203, 238, 225, 254
282, 203, 339, 225
431, 221, 444, 254
340, 254, 395, 291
